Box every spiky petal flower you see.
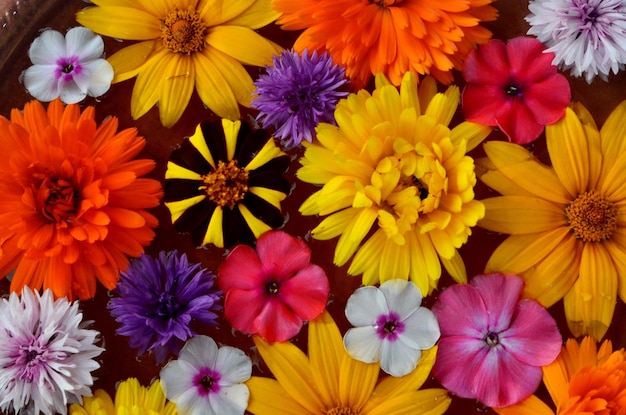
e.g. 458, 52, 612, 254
298, 72, 491, 294
108, 250, 222, 363
252, 49, 349, 149
0, 288, 103, 415
526, 0, 626, 83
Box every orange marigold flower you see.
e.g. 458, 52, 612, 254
272, 0, 498, 89
0, 99, 163, 300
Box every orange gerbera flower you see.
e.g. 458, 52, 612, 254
0, 99, 163, 300
495, 337, 626, 415
272, 0, 497, 89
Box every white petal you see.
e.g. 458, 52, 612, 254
343, 326, 382, 363
345, 286, 388, 326
29, 29, 66, 65
174, 386, 210, 415
65, 27, 104, 61
398, 307, 440, 349
209, 384, 249, 415
379, 279, 423, 320
75, 59, 113, 98
22, 65, 60, 101
160, 360, 197, 400
180, 335, 219, 369
58, 79, 87, 104
215, 346, 252, 385
380, 340, 422, 377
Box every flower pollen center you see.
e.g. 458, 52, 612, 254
266, 280, 280, 295
565, 190, 617, 242
326, 407, 361, 415
156, 293, 180, 318
200, 160, 249, 209
505, 84, 522, 97
37, 176, 80, 222
375, 312, 405, 341
193, 367, 221, 396
485, 332, 499, 347
161, 7, 206, 54
369, 0, 397, 8
16, 343, 47, 382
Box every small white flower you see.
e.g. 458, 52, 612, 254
160, 335, 252, 415
0, 288, 103, 415
343, 279, 440, 377
22, 26, 114, 104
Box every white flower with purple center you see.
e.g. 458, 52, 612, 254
22, 26, 114, 104
526, 0, 626, 83
160, 335, 252, 415
0, 288, 103, 415
343, 279, 440, 377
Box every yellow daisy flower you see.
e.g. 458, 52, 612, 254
478, 101, 626, 340
76, 0, 282, 127
247, 311, 450, 415
69, 378, 177, 415
297, 71, 491, 294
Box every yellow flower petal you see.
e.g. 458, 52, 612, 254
367, 389, 450, 415
308, 311, 344, 408
76, 6, 161, 40
188, 123, 216, 168
440, 249, 467, 284
338, 351, 379, 409
206, 25, 282, 66
193, 49, 241, 120
334, 207, 378, 266
599, 150, 626, 201
222, 0, 280, 29
159, 54, 195, 127
424, 86, 459, 126
197, 0, 255, 26
237, 203, 272, 238
130, 49, 170, 120
246, 377, 310, 415
202, 46, 255, 107
379, 238, 410, 284
476, 156, 536, 198
599, 100, 626, 175
202, 205, 223, 247
108, 41, 159, 83
221, 118, 240, 161
244, 139, 286, 171
164, 196, 204, 223
450, 121, 492, 152
480, 196, 565, 234
492, 394, 554, 415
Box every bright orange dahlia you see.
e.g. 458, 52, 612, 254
272, 0, 498, 89
0, 99, 163, 300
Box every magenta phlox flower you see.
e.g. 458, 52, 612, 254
218, 230, 329, 343
462, 36, 571, 145
432, 273, 562, 408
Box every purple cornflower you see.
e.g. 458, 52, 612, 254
0, 288, 103, 415
252, 49, 349, 149
108, 250, 222, 363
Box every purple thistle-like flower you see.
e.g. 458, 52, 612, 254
108, 250, 222, 363
252, 49, 349, 149
0, 288, 103, 415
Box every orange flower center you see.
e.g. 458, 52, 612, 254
369, 0, 398, 7
565, 190, 617, 242
326, 408, 361, 415
161, 7, 206, 54
36, 176, 79, 222
200, 160, 249, 209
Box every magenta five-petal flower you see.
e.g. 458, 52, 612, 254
432, 273, 562, 408
462, 36, 571, 145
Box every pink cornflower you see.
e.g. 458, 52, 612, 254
218, 230, 329, 343
432, 273, 562, 408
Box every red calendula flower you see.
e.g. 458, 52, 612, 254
462, 36, 571, 144
0, 99, 162, 300
218, 230, 329, 343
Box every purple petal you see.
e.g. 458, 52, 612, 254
432, 284, 488, 338
470, 273, 524, 333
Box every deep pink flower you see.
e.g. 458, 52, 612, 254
462, 36, 571, 145
218, 230, 329, 343
431, 273, 562, 408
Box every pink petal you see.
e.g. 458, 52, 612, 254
495, 98, 545, 144
279, 264, 329, 321
523, 74, 571, 125
462, 39, 510, 85
432, 284, 487, 338
500, 299, 562, 367
462, 84, 505, 126
506, 37, 556, 82
223, 288, 266, 335
218, 245, 264, 291
256, 231, 312, 282
433, 336, 487, 400
470, 273, 524, 333
254, 297, 303, 343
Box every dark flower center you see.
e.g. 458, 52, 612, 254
161, 7, 206, 54
413, 178, 430, 200
505, 84, 522, 97
565, 190, 617, 242
375, 312, 404, 340
485, 332, 499, 347
62, 63, 74, 74
200, 160, 249, 209
156, 293, 180, 317
17, 344, 46, 382
193, 368, 221, 396
266, 280, 280, 295
37, 176, 80, 222
369, 0, 397, 8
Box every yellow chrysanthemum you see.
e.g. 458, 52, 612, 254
495, 337, 626, 415
247, 311, 450, 415
297, 71, 491, 294
76, 0, 282, 127
478, 101, 626, 340
69, 378, 177, 415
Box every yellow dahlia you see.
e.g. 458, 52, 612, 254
478, 101, 626, 340
76, 0, 282, 127
247, 311, 450, 415
298, 72, 490, 294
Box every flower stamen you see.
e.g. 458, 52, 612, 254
200, 160, 249, 209
161, 7, 206, 54
565, 190, 617, 242
326, 407, 361, 415
36, 176, 79, 222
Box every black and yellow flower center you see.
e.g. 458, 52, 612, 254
565, 190, 617, 242
200, 160, 249, 209
161, 7, 206, 54
326, 408, 361, 415
37, 176, 79, 222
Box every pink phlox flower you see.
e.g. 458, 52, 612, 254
218, 230, 330, 343
432, 273, 562, 408
462, 36, 571, 145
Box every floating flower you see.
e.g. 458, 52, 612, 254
108, 250, 222, 363
0, 288, 103, 415
0, 99, 162, 300
77, 0, 282, 127
247, 311, 450, 415
495, 337, 626, 415
160, 335, 252, 415
218, 230, 329, 343
343, 279, 440, 377
298, 72, 491, 294
22, 27, 113, 104
272, 0, 497, 89
526, 0, 626, 83
164, 119, 290, 248
69, 378, 177, 415
432, 273, 562, 408
478, 101, 626, 340
252, 49, 349, 149
462, 36, 571, 145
